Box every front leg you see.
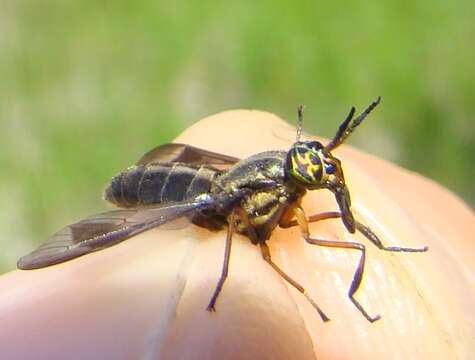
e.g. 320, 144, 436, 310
280, 210, 428, 253
292, 207, 380, 322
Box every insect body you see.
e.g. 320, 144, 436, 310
18, 98, 428, 322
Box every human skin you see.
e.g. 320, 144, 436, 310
0, 110, 474, 359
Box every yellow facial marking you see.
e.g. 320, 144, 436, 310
290, 149, 322, 184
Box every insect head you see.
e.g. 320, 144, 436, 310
286, 97, 381, 233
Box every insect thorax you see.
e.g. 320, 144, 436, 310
210, 151, 304, 243
236, 186, 302, 243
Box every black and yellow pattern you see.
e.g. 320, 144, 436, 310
286, 142, 323, 187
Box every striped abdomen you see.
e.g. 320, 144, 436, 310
104, 162, 218, 207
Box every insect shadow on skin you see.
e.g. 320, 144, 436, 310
17, 97, 428, 323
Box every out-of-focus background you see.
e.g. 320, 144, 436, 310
0, 1, 473, 272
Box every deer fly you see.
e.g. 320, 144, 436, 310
18, 97, 428, 322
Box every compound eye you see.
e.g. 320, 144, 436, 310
325, 162, 336, 174
308, 141, 323, 151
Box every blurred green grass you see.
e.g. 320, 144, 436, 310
0, 1, 473, 272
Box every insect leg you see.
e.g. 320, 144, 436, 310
293, 207, 380, 322
206, 211, 235, 312
281, 211, 428, 252
234, 207, 329, 321
279, 210, 341, 228
259, 242, 330, 322
355, 222, 428, 252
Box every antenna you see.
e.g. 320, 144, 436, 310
296, 105, 305, 142
325, 97, 381, 151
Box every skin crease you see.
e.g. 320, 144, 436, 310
0, 110, 474, 359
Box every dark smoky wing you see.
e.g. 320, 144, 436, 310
136, 143, 240, 170
18, 199, 211, 270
